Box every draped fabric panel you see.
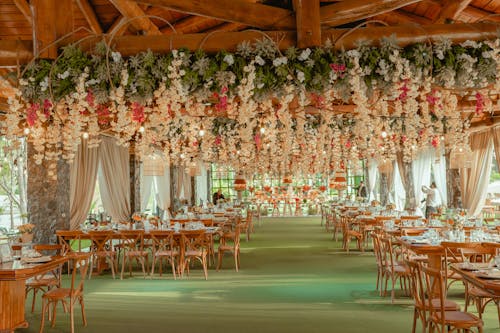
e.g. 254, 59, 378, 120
394, 161, 406, 211
464, 131, 493, 217
412, 148, 433, 216
195, 166, 209, 206
69, 140, 99, 230
431, 147, 447, 206
98, 136, 131, 222
155, 164, 171, 213
491, 127, 500, 169
140, 172, 154, 211
367, 159, 378, 201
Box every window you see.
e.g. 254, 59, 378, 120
211, 165, 237, 200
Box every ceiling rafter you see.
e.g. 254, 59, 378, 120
107, 16, 133, 36
293, 0, 321, 48
13, 0, 32, 25
203, 22, 248, 33
135, 0, 296, 30
462, 6, 500, 23
376, 9, 432, 25
434, 0, 473, 23
76, 0, 103, 34
320, 0, 424, 27
161, 16, 221, 34
109, 0, 162, 35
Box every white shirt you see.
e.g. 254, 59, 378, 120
422, 186, 438, 207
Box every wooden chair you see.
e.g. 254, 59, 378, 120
149, 230, 179, 279
55, 230, 85, 276
380, 236, 410, 303
405, 259, 459, 333
217, 223, 241, 272
179, 230, 209, 280
25, 244, 64, 313
421, 265, 483, 333
39, 253, 90, 333
119, 230, 149, 279
341, 215, 363, 253
87, 230, 117, 279
239, 212, 253, 241
371, 232, 385, 295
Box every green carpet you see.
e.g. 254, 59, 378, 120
20, 217, 498, 332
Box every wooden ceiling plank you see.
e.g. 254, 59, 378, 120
12, 0, 32, 25
293, 0, 321, 48
320, 0, 424, 27
434, 0, 473, 23
0, 39, 33, 67
109, 0, 162, 35
107, 16, 135, 36
380, 9, 432, 25
161, 16, 216, 34
135, 0, 296, 30
462, 6, 500, 23
76, 0, 103, 34
32, 0, 74, 59
203, 22, 247, 33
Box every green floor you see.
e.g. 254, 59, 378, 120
21, 217, 498, 333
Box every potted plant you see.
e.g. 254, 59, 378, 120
17, 223, 35, 243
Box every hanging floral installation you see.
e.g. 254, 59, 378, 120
3, 36, 500, 178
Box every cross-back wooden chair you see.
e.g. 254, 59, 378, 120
179, 230, 209, 280
380, 236, 410, 303
87, 230, 117, 279
217, 223, 241, 272
39, 253, 91, 333
149, 230, 179, 279
421, 265, 483, 333
341, 215, 363, 253
119, 230, 149, 279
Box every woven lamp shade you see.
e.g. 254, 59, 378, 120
234, 177, 247, 191
450, 148, 472, 169
186, 159, 201, 177
143, 156, 165, 176
378, 160, 393, 174
283, 176, 293, 184
330, 170, 347, 189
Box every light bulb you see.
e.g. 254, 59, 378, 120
322, 150, 326, 155
440, 136, 445, 141
138, 126, 145, 133
180, 153, 185, 159
260, 127, 265, 134
23, 128, 30, 135
236, 150, 240, 155
459, 148, 463, 152
381, 130, 387, 138
199, 129, 205, 137
82, 132, 89, 139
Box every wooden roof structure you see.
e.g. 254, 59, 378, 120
1, 0, 500, 128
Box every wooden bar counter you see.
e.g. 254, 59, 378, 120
0, 256, 68, 332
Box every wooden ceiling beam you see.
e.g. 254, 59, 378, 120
108, 16, 134, 36
461, 6, 500, 23
13, 0, 32, 25
0, 40, 33, 67
32, 0, 74, 59
293, 0, 321, 48
109, 0, 162, 35
203, 22, 247, 33
135, 0, 296, 30
162, 16, 218, 34
320, 0, 424, 27
376, 10, 432, 25
434, 0, 473, 24
76, 0, 103, 34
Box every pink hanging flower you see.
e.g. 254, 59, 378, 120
401, 135, 407, 143
426, 91, 439, 106
214, 135, 222, 146
431, 136, 439, 148
254, 133, 262, 151
97, 105, 110, 125
85, 90, 95, 107
213, 86, 229, 113
475, 92, 484, 115
42, 99, 52, 119
329, 63, 346, 78
26, 103, 39, 126
397, 80, 410, 101
192, 141, 199, 147
131, 102, 145, 123
345, 140, 352, 149
418, 129, 425, 137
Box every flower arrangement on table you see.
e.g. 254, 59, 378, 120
17, 223, 35, 234
131, 212, 142, 222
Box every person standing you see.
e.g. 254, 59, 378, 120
357, 181, 367, 199
422, 182, 438, 220
212, 189, 225, 204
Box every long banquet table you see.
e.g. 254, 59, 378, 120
0, 256, 68, 332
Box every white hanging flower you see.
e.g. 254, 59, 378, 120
39, 76, 49, 92
58, 71, 70, 79
273, 56, 288, 67
255, 56, 265, 66
223, 54, 234, 66
111, 51, 122, 63
298, 48, 311, 61
296, 70, 305, 83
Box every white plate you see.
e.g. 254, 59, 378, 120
22, 256, 52, 263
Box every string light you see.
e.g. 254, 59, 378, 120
23, 128, 30, 135
199, 128, 205, 137
260, 127, 266, 134
381, 130, 387, 138
138, 126, 145, 133
82, 132, 89, 139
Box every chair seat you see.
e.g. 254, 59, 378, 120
392, 264, 410, 274
154, 250, 179, 257
125, 250, 148, 257
469, 285, 496, 298
43, 287, 82, 300
433, 311, 483, 326
27, 277, 59, 287
218, 245, 237, 251
94, 250, 116, 256
185, 250, 204, 257
430, 299, 460, 310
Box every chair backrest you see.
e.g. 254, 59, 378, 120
56, 230, 84, 254
380, 237, 396, 274
87, 230, 116, 252
405, 259, 425, 312
200, 219, 213, 227
119, 230, 145, 252
370, 232, 382, 266
180, 230, 208, 253
481, 242, 500, 256
149, 230, 176, 253
33, 244, 63, 256
421, 266, 446, 327
69, 253, 90, 296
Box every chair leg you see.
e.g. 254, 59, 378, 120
31, 288, 37, 313
234, 252, 239, 272
70, 303, 75, 333
39, 299, 47, 333
51, 302, 57, 328
170, 257, 177, 280
80, 296, 87, 327
150, 256, 156, 278
120, 255, 126, 280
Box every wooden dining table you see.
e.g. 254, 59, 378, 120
0, 255, 68, 332
450, 264, 500, 297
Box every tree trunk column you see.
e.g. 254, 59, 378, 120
129, 153, 141, 214
27, 144, 70, 244
446, 152, 462, 208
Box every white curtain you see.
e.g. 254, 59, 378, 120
155, 164, 171, 213
69, 140, 99, 230
196, 166, 209, 206
98, 136, 131, 222
463, 131, 493, 217
393, 160, 406, 211
183, 172, 192, 205
412, 148, 433, 216
140, 167, 154, 211
367, 159, 378, 201
431, 147, 447, 206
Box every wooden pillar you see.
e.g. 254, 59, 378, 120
446, 152, 462, 208
129, 152, 141, 214
293, 0, 321, 48
27, 144, 70, 244
379, 173, 389, 206
170, 166, 179, 212
399, 161, 416, 210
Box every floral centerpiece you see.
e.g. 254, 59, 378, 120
17, 223, 35, 243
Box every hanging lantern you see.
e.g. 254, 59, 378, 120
319, 185, 327, 192
450, 147, 472, 169
378, 159, 393, 174
329, 170, 347, 189
143, 155, 165, 176
283, 174, 293, 184
303, 185, 311, 192
234, 173, 247, 191
186, 158, 201, 177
